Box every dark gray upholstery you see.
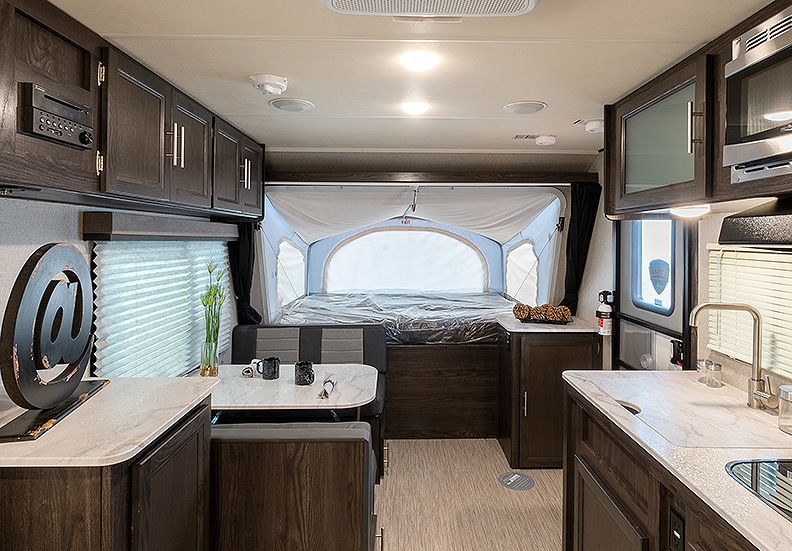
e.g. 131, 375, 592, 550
230, 323, 387, 480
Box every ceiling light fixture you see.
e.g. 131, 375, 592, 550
535, 135, 556, 146
503, 101, 547, 115
269, 98, 315, 112
399, 51, 440, 71
402, 101, 429, 115
249, 74, 288, 95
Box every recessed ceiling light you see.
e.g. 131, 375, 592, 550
402, 101, 429, 115
268, 98, 315, 112
503, 101, 547, 115
399, 51, 440, 71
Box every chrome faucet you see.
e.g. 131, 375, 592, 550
689, 302, 768, 409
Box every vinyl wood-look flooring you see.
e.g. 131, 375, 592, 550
374, 439, 563, 551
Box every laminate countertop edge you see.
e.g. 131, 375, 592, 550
0, 377, 218, 468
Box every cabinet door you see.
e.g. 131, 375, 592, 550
573, 456, 648, 551
606, 54, 710, 215
212, 117, 243, 211
103, 47, 170, 200
239, 137, 263, 216
171, 90, 211, 207
132, 404, 210, 551
519, 333, 599, 467
0, 0, 103, 193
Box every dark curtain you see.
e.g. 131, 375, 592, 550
559, 182, 602, 315
228, 222, 263, 325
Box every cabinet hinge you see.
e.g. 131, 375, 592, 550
95, 151, 104, 175
97, 62, 106, 87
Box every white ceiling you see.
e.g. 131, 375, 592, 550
49, 0, 775, 174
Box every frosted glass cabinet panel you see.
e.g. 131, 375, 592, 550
624, 83, 696, 193
605, 54, 710, 215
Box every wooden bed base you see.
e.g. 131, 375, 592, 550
384, 343, 499, 439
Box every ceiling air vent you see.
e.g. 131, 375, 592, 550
321, 0, 540, 17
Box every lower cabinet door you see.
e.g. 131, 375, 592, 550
131, 404, 210, 551
573, 456, 648, 551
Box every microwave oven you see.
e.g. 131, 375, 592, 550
724, 6, 792, 183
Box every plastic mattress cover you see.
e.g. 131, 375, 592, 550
274, 292, 516, 344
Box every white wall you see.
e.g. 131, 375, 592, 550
0, 199, 89, 319
577, 153, 613, 369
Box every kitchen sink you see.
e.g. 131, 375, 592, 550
727, 459, 792, 522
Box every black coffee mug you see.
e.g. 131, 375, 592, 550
294, 360, 315, 385
257, 357, 280, 380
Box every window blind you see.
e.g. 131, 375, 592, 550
708, 245, 792, 376
93, 241, 234, 377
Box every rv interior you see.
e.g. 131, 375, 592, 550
3, 0, 792, 549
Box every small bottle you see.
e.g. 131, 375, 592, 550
706, 362, 722, 388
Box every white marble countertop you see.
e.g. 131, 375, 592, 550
496, 314, 598, 333
564, 370, 792, 551
0, 377, 217, 468
205, 363, 378, 410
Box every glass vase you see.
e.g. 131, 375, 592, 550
200, 341, 219, 377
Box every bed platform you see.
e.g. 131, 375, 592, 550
273, 292, 515, 438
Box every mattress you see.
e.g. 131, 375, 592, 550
275, 292, 516, 344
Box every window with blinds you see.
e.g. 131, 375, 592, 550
708, 245, 792, 376
93, 241, 234, 377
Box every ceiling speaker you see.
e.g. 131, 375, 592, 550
321, 0, 540, 17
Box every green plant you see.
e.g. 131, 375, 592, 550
201, 262, 227, 343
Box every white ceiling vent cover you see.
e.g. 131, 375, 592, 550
321, 0, 540, 17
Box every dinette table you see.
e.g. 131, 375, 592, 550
203, 363, 378, 418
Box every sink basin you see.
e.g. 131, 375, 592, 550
727, 460, 792, 522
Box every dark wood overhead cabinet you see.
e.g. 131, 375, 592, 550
212, 117, 264, 216
102, 48, 212, 208
0, 0, 105, 194
605, 54, 712, 216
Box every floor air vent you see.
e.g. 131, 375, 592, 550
322, 0, 540, 17
499, 472, 535, 491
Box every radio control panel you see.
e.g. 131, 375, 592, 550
21, 83, 94, 150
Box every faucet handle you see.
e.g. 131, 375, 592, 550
754, 375, 779, 409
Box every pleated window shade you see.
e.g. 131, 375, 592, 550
708, 245, 792, 376
93, 241, 234, 377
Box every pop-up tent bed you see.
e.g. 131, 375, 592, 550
254, 181, 599, 438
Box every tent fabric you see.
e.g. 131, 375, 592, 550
266, 185, 563, 245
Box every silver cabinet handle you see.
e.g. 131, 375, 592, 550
687, 100, 704, 155
246, 159, 251, 189
180, 125, 185, 169
240, 161, 247, 188
523, 390, 528, 417
166, 122, 178, 166
375, 526, 384, 550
